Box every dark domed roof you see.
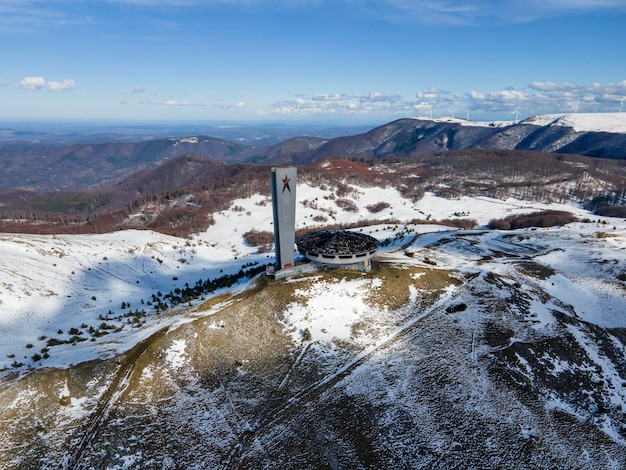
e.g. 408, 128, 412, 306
296, 230, 378, 265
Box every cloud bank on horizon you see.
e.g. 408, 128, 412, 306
0, 0, 624, 122
271, 81, 626, 119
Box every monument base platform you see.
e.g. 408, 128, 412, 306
266, 258, 372, 280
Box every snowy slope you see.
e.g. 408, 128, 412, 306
522, 112, 626, 133
418, 116, 516, 128
417, 112, 626, 133
1, 179, 626, 468
0, 181, 619, 373
0, 229, 266, 370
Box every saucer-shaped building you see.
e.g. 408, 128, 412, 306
296, 230, 378, 266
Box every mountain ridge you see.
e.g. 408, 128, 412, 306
1, 113, 625, 192
252, 113, 626, 164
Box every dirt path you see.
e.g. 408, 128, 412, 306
68, 327, 169, 470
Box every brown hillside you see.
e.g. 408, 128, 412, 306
0, 149, 624, 237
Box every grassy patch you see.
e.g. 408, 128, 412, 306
194, 292, 235, 313
594, 231, 618, 239
515, 261, 556, 280
483, 322, 515, 348
192, 263, 460, 328
489, 210, 577, 230
352, 262, 460, 311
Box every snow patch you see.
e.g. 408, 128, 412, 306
165, 339, 187, 369
413, 112, 626, 133
283, 278, 382, 343
523, 113, 626, 134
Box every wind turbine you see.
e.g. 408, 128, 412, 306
620, 98, 624, 113
513, 107, 520, 122
573, 95, 580, 114
449, 104, 456, 119
465, 110, 470, 122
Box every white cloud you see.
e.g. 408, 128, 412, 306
273, 91, 412, 116
146, 98, 247, 109
272, 80, 626, 119
0, 1, 92, 33
361, 0, 626, 25
527, 80, 626, 104
0, 0, 622, 39
468, 81, 626, 115
214, 101, 247, 109
18, 76, 47, 90
46, 79, 76, 92
532, 0, 626, 10
417, 86, 449, 100
149, 99, 203, 107
17, 76, 76, 92
312, 93, 348, 101
374, 0, 486, 25
529, 81, 577, 92
1, 0, 624, 34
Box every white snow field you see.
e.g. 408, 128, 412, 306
522, 112, 626, 134
417, 112, 626, 134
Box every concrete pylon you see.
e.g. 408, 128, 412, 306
270, 167, 297, 270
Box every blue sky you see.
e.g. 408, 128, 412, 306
1, 0, 625, 124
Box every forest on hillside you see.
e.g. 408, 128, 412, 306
0, 149, 624, 237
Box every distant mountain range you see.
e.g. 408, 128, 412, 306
254, 113, 626, 165
1, 113, 625, 236
1, 113, 625, 192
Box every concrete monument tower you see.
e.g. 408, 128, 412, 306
270, 167, 297, 271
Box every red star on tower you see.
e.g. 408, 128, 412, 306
282, 175, 291, 193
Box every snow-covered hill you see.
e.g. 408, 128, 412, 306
523, 112, 626, 134
0, 185, 600, 373
1, 181, 626, 468
428, 112, 626, 134
322, 112, 626, 162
